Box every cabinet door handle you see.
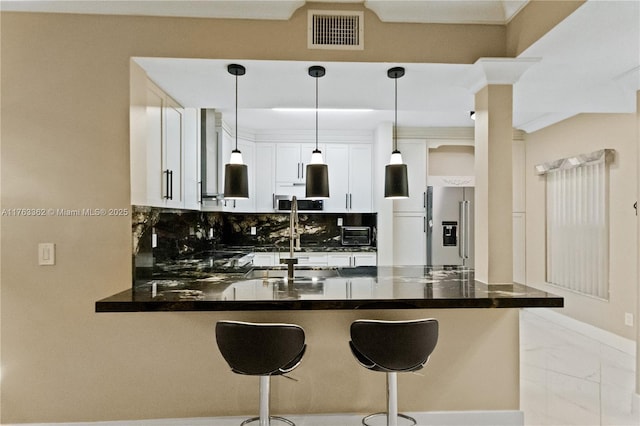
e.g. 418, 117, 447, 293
350, 193, 353, 209
301, 163, 304, 179
345, 193, 349, 209
272, 193, 276, 210
423, 217, 426, 233
169, 170, 174, 200
164, 170, 170, 199
198, 181, 203, 204
423, 192, 426, 208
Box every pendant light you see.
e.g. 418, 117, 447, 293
384, 66, 409, 199
305, 65, 330, 199
224, 63, 249, 199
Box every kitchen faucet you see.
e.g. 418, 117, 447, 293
280, 195, 300, 280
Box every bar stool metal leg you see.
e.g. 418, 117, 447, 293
361, 372, 417, 426
259, 376, 269, 426
240, 375, 295, 426
388, 372, 397, 425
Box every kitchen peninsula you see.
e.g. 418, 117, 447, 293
96, 266, 563, 312
94, 206, 564, 423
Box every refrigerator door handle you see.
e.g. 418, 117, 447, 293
459, 200, 470, 259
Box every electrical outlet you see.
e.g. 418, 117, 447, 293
337, 218, 343, 226
624, 313, 634, 327
250, 226, 257, 235
38, 243, 55, 266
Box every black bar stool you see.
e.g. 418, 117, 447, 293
349, 318, 439, 426
216, 320, 307, 426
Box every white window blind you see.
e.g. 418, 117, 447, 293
539, 150, 613, 299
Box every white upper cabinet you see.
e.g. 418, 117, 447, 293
348, 145, 373, 212
276, 143, 324, 184
144, 80, 184, 208
255, 143, 276, 212
324, 144, 372, 212
183, 108, 200, 210
324, 145, 349, 211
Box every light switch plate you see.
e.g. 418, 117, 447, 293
624, 313, 634, 327
38, 243, 55, 265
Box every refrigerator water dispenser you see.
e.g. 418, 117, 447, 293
442, 221, 458, 246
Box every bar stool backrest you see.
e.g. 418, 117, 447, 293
350, 319, 438, 372
216, 320, 306, 376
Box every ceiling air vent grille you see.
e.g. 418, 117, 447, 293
308, 10, 364, 50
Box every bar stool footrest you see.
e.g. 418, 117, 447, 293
240, 415, 296, 426
362, 412, 417, 426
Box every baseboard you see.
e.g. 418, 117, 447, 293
523, 308, 636, 355
3, 410, 524, 426
633, 393, 640, 423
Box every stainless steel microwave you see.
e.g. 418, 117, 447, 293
341, 226, 371, 246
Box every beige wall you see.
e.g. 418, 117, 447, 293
525, 113, 637, 340
428, 145, 475, 176
0, 9, 525, 423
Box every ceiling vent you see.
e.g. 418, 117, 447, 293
308, 10, 364, 50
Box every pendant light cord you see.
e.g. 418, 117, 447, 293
315, 75, 319, 151
394, 76, 398, 152
235, 72, 239, 151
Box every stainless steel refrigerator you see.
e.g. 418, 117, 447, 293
426, 186, 474, 267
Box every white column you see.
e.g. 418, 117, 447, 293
474, 84, 514, 284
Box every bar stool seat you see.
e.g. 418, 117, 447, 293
349, 318, 439, 426
216, 320, 306, 426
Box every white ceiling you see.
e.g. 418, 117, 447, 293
3, 0, 639, 133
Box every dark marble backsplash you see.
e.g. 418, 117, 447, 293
132, 206, 376, 284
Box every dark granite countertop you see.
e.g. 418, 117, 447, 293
96, 266, 563, 312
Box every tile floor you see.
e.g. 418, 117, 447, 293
520, 308, 638, 426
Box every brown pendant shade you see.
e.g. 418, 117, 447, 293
384, 163, 409, 198
306, 162, 329, 199
224, 162, 248, 199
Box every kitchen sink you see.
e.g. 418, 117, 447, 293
244, 267, 339, 279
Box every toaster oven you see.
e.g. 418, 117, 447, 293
341, 226, 371, 246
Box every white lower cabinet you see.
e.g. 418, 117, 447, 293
327, 253, 352, 267
250, 251, 377, 267
352, 252, 377, 267
251, 253, 277, 267
327, 252, 377, 267
290, 252, 328, 266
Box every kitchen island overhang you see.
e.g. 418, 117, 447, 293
95, 266, 563, 312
